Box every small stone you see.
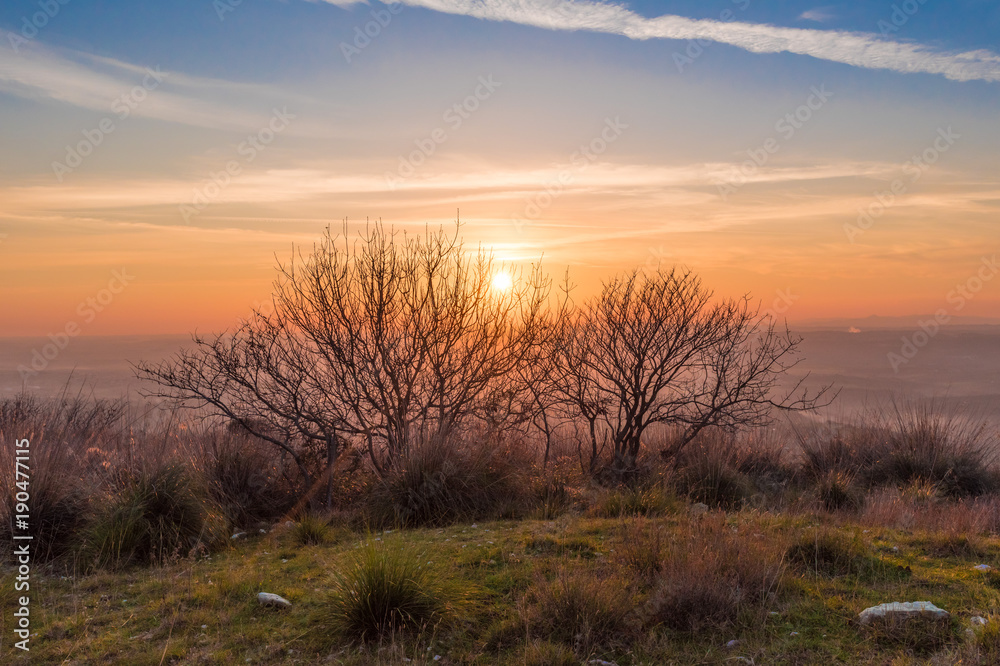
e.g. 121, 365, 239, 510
789, 631, 799, 636
974, 564, 992, 572
972, 616, 988, 626
690, 502, 710, 515
725, 639, 740, 648
257, 592, 292, 609
231, 532, 247, 540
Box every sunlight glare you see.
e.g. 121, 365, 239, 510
491, 271, 514, 292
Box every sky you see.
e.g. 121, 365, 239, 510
1, 0, 999, 336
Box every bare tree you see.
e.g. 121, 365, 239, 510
556, 266, 830, 474
137, 222, 552, 492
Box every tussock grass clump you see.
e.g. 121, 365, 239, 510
368, 434, 529, 527
594, 483, 676, 518
521, 568, 635, 654
521, 639, 578, 666
81, 464, 227, 570
785, 528, 897, 579
645, 514, 785, 632
816, 470, 865, 513
798, 402, 1000, 498
319, 542, 464, 643
0, 443, 91, 562
970, 614, 1000, 663
290, 513, 332, 546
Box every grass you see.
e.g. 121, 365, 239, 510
80, 464, 228, 570
7, 511, 1000, 664
318, 540, 466, 643
4, 396, 1000, 663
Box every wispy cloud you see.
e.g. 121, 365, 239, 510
0, 41, 303, 132
355, 0, 1000, 83
799, 8, 835, 23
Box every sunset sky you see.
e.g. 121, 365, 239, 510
1, 0, 998, 336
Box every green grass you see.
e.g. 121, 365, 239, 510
6, 511, 1000, 664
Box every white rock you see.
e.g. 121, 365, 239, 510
231, 532, 247, 540
257, 592, 292, 609
974, 564, 992, 572
972, 616, 988, 626
725, 639, 740, 648
858, 601, 949, 626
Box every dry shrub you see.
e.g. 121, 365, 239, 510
0, 394, 130, 561
667, 428, 791, 509
614, 518, 666, 583
861, 488, 1000, 535
645, 514, 785, 632
521, 567, 635, 655
798, 402, 999, 498
531, 454, 586, 519
522, 640, 578, 665
199, 429, 297, 526
368, 431, 532, 527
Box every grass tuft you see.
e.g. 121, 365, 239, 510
81, 464, 227, 570
319, 541, 464, 643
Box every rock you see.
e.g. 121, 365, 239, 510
725, 639, 740, 649
257, 592, 292, 609
689, 502, 709, 515
857, 601, 949, 626
971, 616, 988, 627
974, 564, 992, 572
231, 532, 247, 540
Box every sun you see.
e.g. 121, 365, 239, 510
491, 271, 514, 292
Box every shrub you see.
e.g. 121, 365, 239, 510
367, 433, 529, 527
645, 515, 784, 632
81, 464, 227, 570
201, 431, 297, 527
672, 454, 753, 510
319, 542, 463, 643
800, 402, 1000, 498
866, 404, 998, 498
531, 456, 585, 519
521, 568, 635, 654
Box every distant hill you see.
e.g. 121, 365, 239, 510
791, 314, 1000, 331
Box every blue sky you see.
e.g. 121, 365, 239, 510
1, 0, 998, 334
